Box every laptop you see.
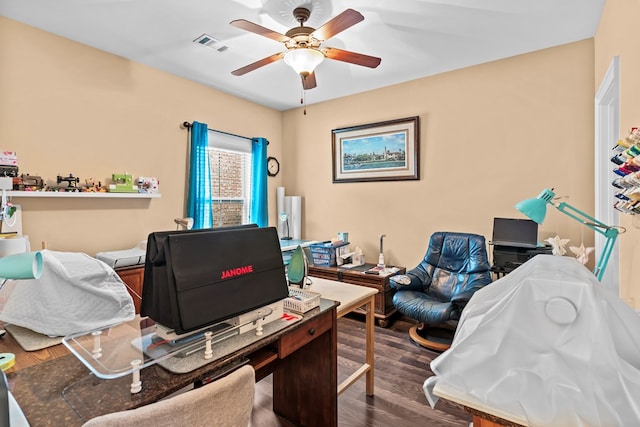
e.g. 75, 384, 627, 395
491, 217, 538, 248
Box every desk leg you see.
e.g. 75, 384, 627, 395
336, 295, 376, 397
365, 295, 375, 396
273, 310, 338, 427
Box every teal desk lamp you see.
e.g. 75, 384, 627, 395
0, 251, 43, 340
515, 188, 623, 281
0, 251, 43, 290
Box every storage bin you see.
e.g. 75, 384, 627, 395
309, 241, 349, 266
284, 287, 321, 313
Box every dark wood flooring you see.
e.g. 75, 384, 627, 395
252, 315, 471, 426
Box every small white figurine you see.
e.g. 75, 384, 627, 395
569, 243, 595, 265
545, 235, 570, 256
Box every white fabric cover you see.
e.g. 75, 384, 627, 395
0, 250, 135, 336
95, 241, 146, 268
423, 254, 640, 426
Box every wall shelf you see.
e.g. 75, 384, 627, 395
7, 191, 161, 199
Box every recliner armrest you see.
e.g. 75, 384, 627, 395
389, 271, 427, 291
389, 274, 411, 288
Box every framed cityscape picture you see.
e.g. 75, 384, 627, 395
331, 116, 420, 183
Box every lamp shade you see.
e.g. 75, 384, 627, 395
515, 189, 556, 224
0, 251, 43, 280
283, 48, 324, 76
174, 217, 194, 230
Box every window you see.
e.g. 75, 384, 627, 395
208, 130, 252, 227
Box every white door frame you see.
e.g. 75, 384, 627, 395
594, 56, 620, 294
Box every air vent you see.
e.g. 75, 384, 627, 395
193, 34, 228, 52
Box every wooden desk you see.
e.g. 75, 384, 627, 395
434, 383, 527, 427
308, 263, 405, 327
3, 300, 339, 427
308, 278, 377, 396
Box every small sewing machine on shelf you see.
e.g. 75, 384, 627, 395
108, 173, 138, 193
16, 174, 44, 191
56, 174, 81, 192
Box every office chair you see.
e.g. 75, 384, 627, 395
390, 232, 493, 351
82, 365, 255, 427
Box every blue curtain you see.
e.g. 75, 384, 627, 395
187, 121, 213, 229
250, 137, 268, 227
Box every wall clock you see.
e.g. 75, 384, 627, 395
267, 156, 280, 177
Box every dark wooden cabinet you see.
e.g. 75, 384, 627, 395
308, 263, 405, 327
115, 265, 144, 314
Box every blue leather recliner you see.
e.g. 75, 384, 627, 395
390, 231, 493, 351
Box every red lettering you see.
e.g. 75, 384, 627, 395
220, 264, 254, 280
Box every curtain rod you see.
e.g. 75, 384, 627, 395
182, 121, 266, 144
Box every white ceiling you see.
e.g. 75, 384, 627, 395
1, 0, 605, 111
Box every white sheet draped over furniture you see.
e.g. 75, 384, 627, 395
424, 254, 640, 426
0, 250, 135, 336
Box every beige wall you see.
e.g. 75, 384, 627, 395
2, 16, 600, 280
595, 0, 640, 305
282, 41, 595, 270
0, 17, 282, 255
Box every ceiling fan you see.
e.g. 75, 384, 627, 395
230, 7, 381, 90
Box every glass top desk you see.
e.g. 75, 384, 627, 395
62, 302, 284, 383
7, 299, 340, 427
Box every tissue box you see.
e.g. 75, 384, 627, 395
351, 252, 365, 266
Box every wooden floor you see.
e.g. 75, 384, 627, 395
252, 315, 471, 426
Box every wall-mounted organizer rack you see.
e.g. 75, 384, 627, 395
610, 127, 640, 215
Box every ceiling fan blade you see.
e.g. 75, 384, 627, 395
311, 9, 364, 41
322, 47, 381, 68
231, 52, 284, 76
302, 72, 317, 90
230, 19, 290, 43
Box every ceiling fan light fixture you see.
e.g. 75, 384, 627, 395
284, 48, 324, 76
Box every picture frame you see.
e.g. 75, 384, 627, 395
331, 116, 420, 183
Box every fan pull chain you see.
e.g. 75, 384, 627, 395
300, 87, 307, 115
